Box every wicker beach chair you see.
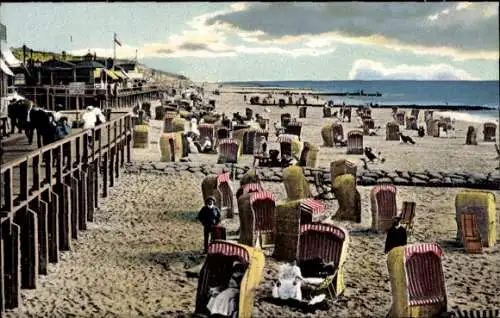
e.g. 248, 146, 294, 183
459, 214, 483, 254
300, 198, 326, 224
299, 106, 307, 118
346, 130, 364, 155
395, 111, 405, 125
163, 112, 177, 133
387, 243, 447, 317
277, 134, 295, 158
483, 122, 497, 142
285, 121, 303, 140
217, 139, 240, 164
280, 113, 291, 128
400, 201, 416, 237
216, 127, 231, 141
245, 107, 253, 121
217, 172, 235, 218
199, 123, 216, 149
297, 223, 349, 298
362, 119, 375, 135
250, 191, 277, 247
406, 116, 417, 130
455, 190, 496, 247
330, 160, 357, 182
159, 132, 183, 162
386, 122, 400, 141
370, 184, 398, 232
194, 241, 265, 318
332, 123, 344, 145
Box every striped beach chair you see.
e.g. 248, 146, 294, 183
217, 172, 235, 218
285, 121, 303, 140
277, 134, 296, 158
199, 123, 216, 149
483, 122, 497, 142
330, 159, 357, 182
195, 241, 264, 317
370, 184, 398, 232
250, 191, 277, 247
243, 183, 264, 194
387, 243, 447, 317
332, 123, 344, 145
346, 130, 363, 154
300, 198, 326, 224
217, 139, 239, 164
395, 111, 405, 125
386, 122, 400, 141
297, 223, 349, 297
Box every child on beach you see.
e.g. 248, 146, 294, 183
197, 197, 221, 253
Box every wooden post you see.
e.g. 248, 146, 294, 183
69, 176, 79, 240
37, 193, 50, 275
78, 170, 88, 231
14, 208, 38, 289
86, 163, 95, 222
102, 152, 108, 198
48, 191, 59, 263
56, 183, 71, 251
2, 218, 21, 309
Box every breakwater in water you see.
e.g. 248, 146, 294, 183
123, 162, 500, 190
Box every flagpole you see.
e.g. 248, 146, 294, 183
113, 32, 116, 71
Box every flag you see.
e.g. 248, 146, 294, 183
114, 33, 122, 47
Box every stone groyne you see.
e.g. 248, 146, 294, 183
123, 162, 500, 190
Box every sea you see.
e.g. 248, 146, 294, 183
223, 80, 499, 123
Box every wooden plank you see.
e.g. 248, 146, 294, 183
102, 152, 108, 198
69, 176, 79, 240
2, 219, 20, 309
15, 208, 38, 289
86, 166, 95, 222
48, 191, 59, 263
57, 184, 71, 251
78, 171, 88, 231
37, 199, 49, 275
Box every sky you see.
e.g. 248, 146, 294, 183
1, 2, 499, 82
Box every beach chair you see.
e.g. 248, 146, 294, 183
163, 112, 177, 133
154, 105, 165, 120
300, 198, 326, 224
159, 132, 183, 162
455, 190, 496, 247
217, 172, 235, 218
242, 129, 258, 155
346, 130, 364, 154
217, 139, 240, 164
459, 214, 483, 254
406, 116, 417, 130
285, 121, 303, 140
243, 183, 264, 194
250, 191, 277, 247
323, 107, 332, 118
363, 118, 375, 131
297, 223, 349, 298
299, 106, 307, 118
410, 109, 420, 118
387, 243, 447, 317
216, 127, 230, 141
370, 184, 398, 232
483, 122, 497, 142
280, 113, 291, 128
199, 123, 216, 149
386, 122, 400, 141
194, 241, 265, 318
277, 134, 296, 159
330, 160, 357, 182
283, 165, 312, 201
331, 123, 344, 145
245, 107, 253, 120
400, 201, 416, 237
495, 143, 500, 159
395, 111, 405, 125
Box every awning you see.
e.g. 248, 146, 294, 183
0, 58, 14, 76
94, 68, 119, 80
300, 199, 326, 215
111, 70, 127, 80
0, 42, 22, 67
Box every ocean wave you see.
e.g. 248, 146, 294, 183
434, 111, 499, 124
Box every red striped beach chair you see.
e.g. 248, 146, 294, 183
217, 172, 235, 218
194, 241, 264, 317
483, 122, 497, 142
217, 139, 239, 164
199, 123, 216, 148
332, 123, 344, 145
243, 183, 264, 194
297, 223, 349, 297
387, 243, 447, 317
346, 130, 364, 154
285, 121, 302, 140
395, 111, 405, 125
459, 214, 483, 254
400, 201, 416, 237
370, 184, 398, 232
250, 191, 277, 247
300, 199, 326, 224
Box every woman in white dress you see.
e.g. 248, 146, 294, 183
207, 262, 245, 317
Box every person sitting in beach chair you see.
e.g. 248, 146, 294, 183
333, 135, 347, 147
268, 149, 281, 167
197, 197, 221, 254
384, 215, 407, 254
207, 261, 246, 317
272, 261, 304, 301
194, 136, 214, 153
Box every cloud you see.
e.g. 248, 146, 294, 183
205, 2, 499, 60
348, 59, 479, 80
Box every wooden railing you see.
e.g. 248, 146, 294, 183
0, 112, 133, 312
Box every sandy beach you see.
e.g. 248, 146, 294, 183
4, 84, 500, 318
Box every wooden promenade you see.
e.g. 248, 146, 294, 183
0, 111, 134, 313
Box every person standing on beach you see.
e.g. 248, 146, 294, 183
384, 215, 407, 254
197, 197, 221, 253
